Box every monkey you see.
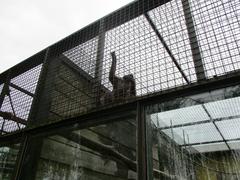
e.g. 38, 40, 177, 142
101, 51, 136, 104
109, 51, 136, 97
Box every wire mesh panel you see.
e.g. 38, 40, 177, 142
146, 84, 240, 179
1, 1, 240, 179
63, 37, 99, 78
102, 0, 200, 97
0, 64, 42, 134
10, 64, 43, 94
190, 0, 240, 77
49, 57, 97, 120
1, 0, 240, 128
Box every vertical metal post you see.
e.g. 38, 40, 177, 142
28, 48, 61, 124
182, 0, 206, 81
137, 102, 148, 180
13, 135, 29, 180
95, 19, 106, 106
27, 48, 51, 124
0, 71, 11, 135
156, 118, 164, 172
170, 120, 176, 175
0, 71, 11, 109
15, 48, 56, 180
17, 135, 44, 180
0, 83, 7, 109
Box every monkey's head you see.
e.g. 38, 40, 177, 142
123, 74, 134, 82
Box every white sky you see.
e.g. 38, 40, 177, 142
0, 0, 134, 73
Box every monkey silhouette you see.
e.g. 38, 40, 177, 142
101, 51, 136, 104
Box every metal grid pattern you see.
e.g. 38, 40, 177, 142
101, 0, 199, 95
149, 85, 240, 153
63, 37, 99, 78
0, 0, 240, 131
147, 85, 240, 179
0, 64, 42, 134
190, 0, 240, 77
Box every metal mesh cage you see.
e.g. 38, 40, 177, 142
0, 0, 240, 133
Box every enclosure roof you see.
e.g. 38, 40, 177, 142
152, 96, 240, 153
0, 0, 170, 84
0, 0, 240, 155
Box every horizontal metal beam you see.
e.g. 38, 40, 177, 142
160, 114, 240, 130
49, 0, 171, 58
182, 137, 240, 147
0, 50, 45, 84
143, 71, 240, 108
0, 0, 172, 84
1, 72, 240, 144
0, 101, 136, 143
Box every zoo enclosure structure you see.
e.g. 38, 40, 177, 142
0, 0, 240, 179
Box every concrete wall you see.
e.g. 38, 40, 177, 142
34, 119, 137, 180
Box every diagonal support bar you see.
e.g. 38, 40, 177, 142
201, 104, 231, 150
181, 0, 206, 81
9, 83, 34, 97
160, 114, 240, 130
144, 13, 190, 84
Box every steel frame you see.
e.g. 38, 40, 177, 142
0, 0, 171, 85
0, 71, 239, 180
0, 0, 240, 179
144, 12, 190, 84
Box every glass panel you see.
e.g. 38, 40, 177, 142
25, 117, 137, 180
162, 123, 222, 145
228, 140, 240, 150
192, 142, 228, 153
0, 144, 20, 180
151, 105, 209, 128
205, 97, 240, 119
216, 119, 240, 140
146, 85, 240, 180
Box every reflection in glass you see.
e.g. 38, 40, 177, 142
146, 85, 240, 180
0, 144, 20, 180
33, 118, 136, 180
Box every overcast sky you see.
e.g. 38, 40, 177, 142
0, 0, 134, 73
